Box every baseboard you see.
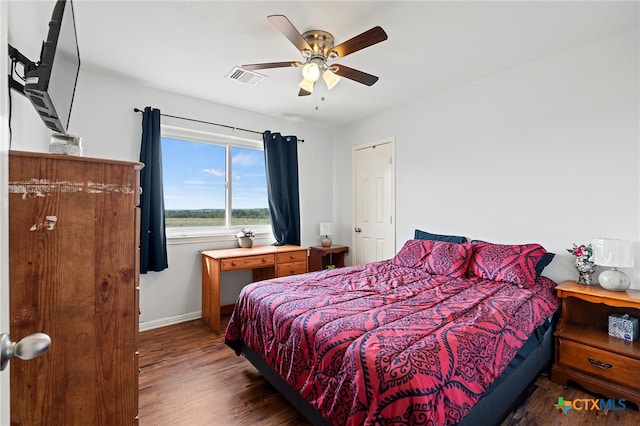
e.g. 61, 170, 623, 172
139, 311, 202, 332
221, 303, 235, 315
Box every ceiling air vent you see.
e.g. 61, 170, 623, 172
226, 66, 266, 86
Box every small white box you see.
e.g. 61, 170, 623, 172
608, 314, 639, 341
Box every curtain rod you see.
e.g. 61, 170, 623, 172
133, 108, 304, 142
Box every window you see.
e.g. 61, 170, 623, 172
160, 125, 270, 238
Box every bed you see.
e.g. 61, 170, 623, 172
225, 236, 560, 425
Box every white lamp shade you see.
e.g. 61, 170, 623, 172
322, 69, 340, 90
299, 78, 315, 93
319, 222, 333, 236
592, 239, 634, 267
302, 63, 321, 82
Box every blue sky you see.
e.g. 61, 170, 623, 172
161, 137, 268, 210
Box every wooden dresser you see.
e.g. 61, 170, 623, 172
552, 281, 640, 407
201, 245, 308, 333
8, 151, 142, 425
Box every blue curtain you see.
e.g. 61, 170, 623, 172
263, 131, 300, 246
139, 107, 168, 273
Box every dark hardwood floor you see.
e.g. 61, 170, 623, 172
139, 317, 640, 425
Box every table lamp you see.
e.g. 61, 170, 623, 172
320, 222, 333, 247
592, 238, 634, 291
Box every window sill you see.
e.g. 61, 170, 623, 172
166, 227, 273, 245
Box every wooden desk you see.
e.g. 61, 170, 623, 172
201, 245, 308, 333
308, 246, 349, 272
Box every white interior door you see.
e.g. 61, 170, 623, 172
352, 138, 395, 265
1, 3, 12, 422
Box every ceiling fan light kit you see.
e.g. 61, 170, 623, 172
302, 62, 321, 81
241, 15, 388, 96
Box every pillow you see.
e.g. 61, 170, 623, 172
423, 240, 473, 278
469, 241, 547, 286
393, 239, 429, 268
414, 229, 466, 244
535, 252, 555, 278
393, 239, 472, 278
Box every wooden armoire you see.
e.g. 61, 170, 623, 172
8, 151, 143, 425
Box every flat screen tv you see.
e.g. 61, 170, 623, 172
22, 0, 81, 134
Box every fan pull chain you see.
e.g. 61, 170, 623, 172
314, 88, 325, 111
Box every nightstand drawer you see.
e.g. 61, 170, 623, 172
276, 260, 308, 277
276, 250, 307, 264
221, 254, 275, 271
557, 339, 639, 390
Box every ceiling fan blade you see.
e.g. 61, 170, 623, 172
267, 15, 312, 53
298, 88, 312, 96
241, 61, 303, 71
334, 64, 379, 86
328, 26, 388, 58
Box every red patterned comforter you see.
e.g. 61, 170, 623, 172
225, 260, 559, 425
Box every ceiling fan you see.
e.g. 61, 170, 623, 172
242, 15, 388, 96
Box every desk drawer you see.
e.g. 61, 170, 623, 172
277, 250, 307, 264
557, 339, 639, 390
221, 254, 275, 271
276, 260, 308, 277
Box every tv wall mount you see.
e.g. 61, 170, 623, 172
8, 43, 37, 95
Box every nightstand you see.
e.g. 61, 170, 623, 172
308, 246, 349, 272
552, 281, 640, 407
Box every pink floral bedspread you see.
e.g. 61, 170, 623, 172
225, 261, 559, 425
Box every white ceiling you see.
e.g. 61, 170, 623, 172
11, 1, 640, 129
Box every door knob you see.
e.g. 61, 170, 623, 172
355, 227, 362, 233
1, 332, 51, 371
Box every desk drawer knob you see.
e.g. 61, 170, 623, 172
290, 255, 295, 259
588, 357, 612, 370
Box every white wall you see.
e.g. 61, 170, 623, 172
335, 29, 640, 288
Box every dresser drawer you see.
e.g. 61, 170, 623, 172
221, 254, 275, 271
277, 250, 307, 264
276, 260, 308, 277
557, 339, 639, 390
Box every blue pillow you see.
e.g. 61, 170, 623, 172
535, 252, 555, 278
414, 229, 466, 244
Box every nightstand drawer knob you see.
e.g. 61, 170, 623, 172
588, 357, 612, 370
